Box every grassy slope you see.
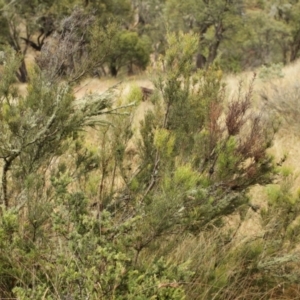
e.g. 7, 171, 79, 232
73, 61, 300, 245
10, 60, 300, 298
75, 64, 300, 181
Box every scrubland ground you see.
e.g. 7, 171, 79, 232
76, 59, 300, 203
66, 61, 300, 298
5, 1, 300, 297
7, 59, 300, 299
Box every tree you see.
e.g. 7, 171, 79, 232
36, 7, 109, 83
132, 0, 167, 62
85, 0, 132, 24
0, 0, 61, 82
106, 30, 151, 76
0, 0, 135, 82
165, 0, 244, 68
225, 0, 300, 68
268, 0, 300, 63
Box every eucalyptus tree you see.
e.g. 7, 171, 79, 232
165, 0, 245, 68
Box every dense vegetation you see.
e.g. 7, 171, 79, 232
2, 0, 300, 79
0, 0, 300, 299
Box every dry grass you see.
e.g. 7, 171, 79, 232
14, 57, 300, 241
196, 60, 300, 247
7, 60, 300, 298
74, 75, 155, 134
257, 60, 300, 194
14, 60, 300, 227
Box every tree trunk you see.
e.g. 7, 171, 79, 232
1, 153, 19, 208
207, 39, 221, 66
127, 62, 134, 75
206, 23, 224, 66
281, 45, 289, 65
196, 53, 207, 69
196, 23, 212, 69
110, 62, 118, 77
290, 38, 300, 62
16, 59, 28, 83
